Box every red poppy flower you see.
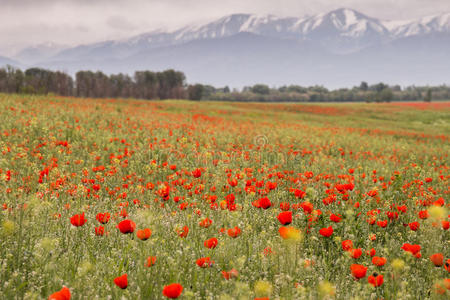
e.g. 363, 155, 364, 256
368, 273, 383, 287
279, 202, 290, 211
350, 264, 367, 279
401, 243, 421, 255
70, 213, 87, 227
227, 226, 242, 238
256, 197, 272, 209
199, 218, 212, 228
330, 213, 342, 223
294, 189, 306, 198
430, 253, 444, 267
442, 221, 449, 230
117, 219, 136, 234
367, 248, 376, 257
376, 220, 387, 228
228, 178, 238, 187
342, 240, 353, 251
48, 286, 71, 300
146, 256, 156, 267
95, 226, 105, 236
192, 168, 202, 178
222, 268, 239, 280
444, 278, 450, 289
196, 257, 214, 268
418, 210, 429, 219
204, 237, 218, 249
372, 256, 387, 267
96, 212, 110, 224
162, 283, 183, 298
136, 228, 152, 240
177, 226, 189, 238
277, 211, 292, 225
319, 226, 333, 237
350, 248, 363, 259
300, 201, 314, 214
409, 222, 420, 231
445, 259, 450, 272
113, 274, 128, 289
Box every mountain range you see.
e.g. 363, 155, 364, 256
2, 8, 450, 88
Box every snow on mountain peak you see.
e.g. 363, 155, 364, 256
384, 12, 450, 37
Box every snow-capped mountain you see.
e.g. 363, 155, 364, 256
296, 8, 387, 37
14, 42, 68, 64
5, 8, 450, 88
385, 12, 450, 37
49, 8, 392, 61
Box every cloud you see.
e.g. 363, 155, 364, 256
106, 16, 137, 31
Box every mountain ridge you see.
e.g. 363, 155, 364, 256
2, 8, 450, 88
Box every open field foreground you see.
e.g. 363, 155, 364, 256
0, 94, 449, 300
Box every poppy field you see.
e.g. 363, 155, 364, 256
0, 94, 449, 300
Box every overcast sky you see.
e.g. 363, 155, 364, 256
1, 0, 449, 56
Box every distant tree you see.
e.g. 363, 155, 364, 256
391, 85, 401, 92
187, 84, 204, 100
223, 86, 230, 93
201, 85, 216, 99
424, 89, 432, 102
156, 69, 186, 99
134, 71, 158, 99
309, 85, 328, 93
110, 73, 133, 98
53, 71, 74, 96
371, 82, 388, 93
76, 71, 95, 97
251, 84, 270, 95
24, 68, 52, 94
0, 68, 7, 92
359, 81, 368, 91
287, 85, 307, 93
6, 66, 24, 93
379, 88, 393, 102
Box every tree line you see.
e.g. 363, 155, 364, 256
0, 66, 185, 100
0, 65, 448, 102
201, 82, 449, 103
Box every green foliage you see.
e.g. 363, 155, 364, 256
424, 89, 432, 102
251, 84, 270, 95
187, 84, 204, 100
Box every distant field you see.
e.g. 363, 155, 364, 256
0, 94, 449, 299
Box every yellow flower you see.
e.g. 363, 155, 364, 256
1, 220, 15, 236
279, 226, 303, 242
318, 281, 336, 298
391, 258, 405, 271
254, 280, 273, 297
429, 205, 446, 221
